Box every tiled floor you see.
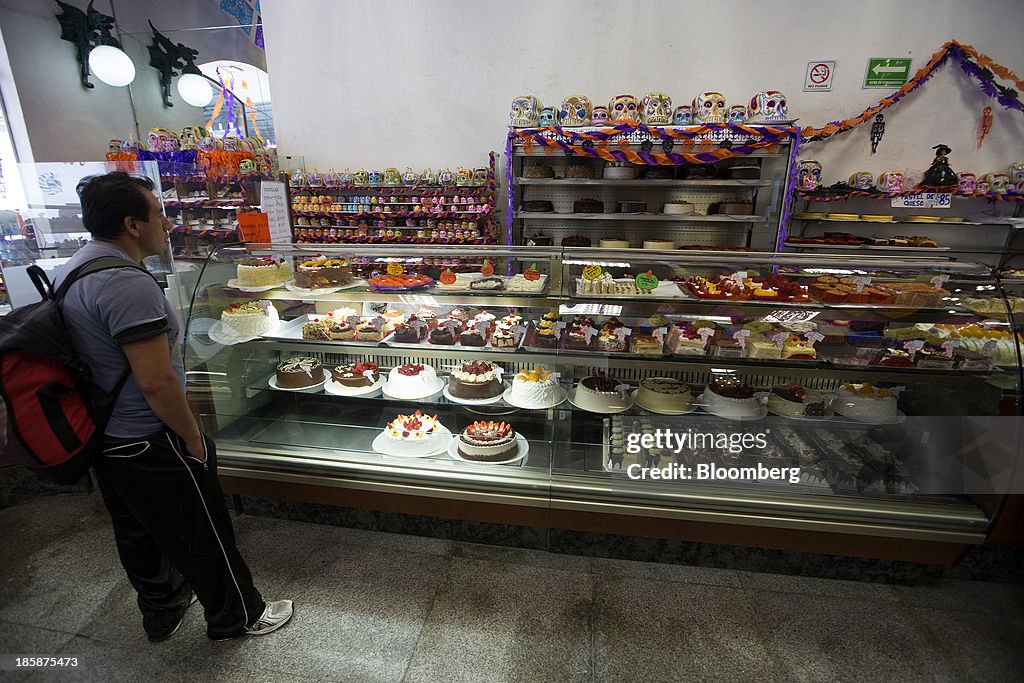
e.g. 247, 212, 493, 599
1, 494, 1022, 682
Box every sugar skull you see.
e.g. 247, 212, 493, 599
879, 171, 904, 192
692, 92, 726, 123
437, 168, 456, 186
510, 95, 542, 127
559, 95, 592, 126
976, 177, 991, 193
796, 160, 823, 190
473, 167, 488, 185
290, 169, 306, 187
456, 168, 473, 186
847, 171, 874, 189
162, 131, 180, 152
306, 170, 323, 187
420, 168, 437, 184
241, 137, 263, 154
197, 135, 219, 152
368, 170, 383, 187
982, 172, 1010, 194
538, 106, 558, 126
239, 159, 257, 175
323, 170, 341, 185
672, 105, 692, 125
383, 168, 402, 186
957, 172, 977, 194
120, 137, 140, 154
353, 169, 369, 186
727, 105, 747, 124
641, 92, 673, 125
747, 90, 788, 123
591, 106, 609, 126
1008, 162, 1024, 184
339, 169, 354, 185
222, 137, 242, 152
179, 126, 207, 150
147, 127, 172, 152
608, 94, 640, 124
107, 138, 123, 154
402, 167, 418, 185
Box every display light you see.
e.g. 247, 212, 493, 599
176, 72, 213, 107
88, 44, 135, 87
56, 0, 133, 88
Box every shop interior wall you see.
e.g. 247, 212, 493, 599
261, 0, 1024, 181
0, 0, 265, 163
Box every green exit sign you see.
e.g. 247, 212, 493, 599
864, 57, 913, 88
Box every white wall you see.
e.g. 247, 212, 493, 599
262, 0, 1024, 180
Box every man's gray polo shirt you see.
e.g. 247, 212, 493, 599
53, 241, 185, 438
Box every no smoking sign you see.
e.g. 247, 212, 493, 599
804, 60, 835, 91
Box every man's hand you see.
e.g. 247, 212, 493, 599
185, 435, 207, 463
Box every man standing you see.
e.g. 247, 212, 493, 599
55, 172, 292, 642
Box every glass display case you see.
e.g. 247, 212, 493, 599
183, 244, 1022, 555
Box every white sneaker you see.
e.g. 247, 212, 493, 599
244, 600, 294, 636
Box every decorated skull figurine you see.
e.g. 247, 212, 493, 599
402, 167, 418, 186
641, 92, 673, 125
538, 106, 558, 126
353, 169, 370, 186
878, 171, 905, 192
197, 135, 219, 153
147, 127, 172, 152
591, 106, 609, 126
305, 170, 323, 187
727, 105, 747, 124
239, 159, 257, 175
456, 168, 473, 186
367, 170, 383, 187
1008, 162, 1024, 185
672, 105, 692, 125
957, 172, 977, 194
162, 131, 181, 153
222, 137, 242, 152
383, 167, 402, 186
976, 177, 991, 194
559, 95, 592, 126
339, 169, 354, 185
509, 95, 542, 127
473, 167, 488, 185
982, 172, 1010, 194
692, 92, 726, 123
747, 90, 789, 123
608, 94, 640, 124
420, 168, 437, 185
120, 137, 140, 154
848, 171, 875, 189
179, 126, 207, 150
437, 168, 456, 187
107, 138, 123, 155
796, 160, 823, 190
323, 169, 341, 186
290, 169, 306, 187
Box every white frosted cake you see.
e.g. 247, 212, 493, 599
767, 382, 827, 417
663, 201, 695, 215
574, 375, 632, 412
599, 239, 631, 248
382, 411, 447, 455
508, 368, 562, 408
834, 383, 897, 422
643, 240, 675, 250
702, 378, 761, 418
636, 378, 692, 412
220, 300, 277, 337
385, 363, 441, 399
236, 257, 290, 286
603, 165, 637, 179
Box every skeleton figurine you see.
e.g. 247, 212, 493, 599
693, 92, 727, 123
290, 169, 307, 187
878, 171, 904, 193
120, 137, 140, 155
957, 172, 977, 194
796, 160, 823, 190
107, 138, 123, 155
608, 94, 641, 124
538, 106, 558, 126
640, 92, 673, 125
591, 106, 610, 126
420, 168, 437, 185
179, 126, 207, 151
672, 105, 692, 125
162, 131, 181, 153
921, 144, 957, 188
509, 95, 542, 127
747, 90, 788, 123
559, 95, 592, 127
727, 104, 747, 124
437, 168, 456, 187
870, 114, 886, 154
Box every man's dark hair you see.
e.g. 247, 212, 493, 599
76, 172, 155, 239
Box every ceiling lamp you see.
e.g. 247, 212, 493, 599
176, 71, 213, 108
147, 21, 207, 108
56, 0, 135, 88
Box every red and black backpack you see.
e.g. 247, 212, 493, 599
0, 256, 149, 483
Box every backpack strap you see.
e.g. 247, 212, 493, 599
54, 256, 154, 302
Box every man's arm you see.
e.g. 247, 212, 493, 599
121, 334, 205, 461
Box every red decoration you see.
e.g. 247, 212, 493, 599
978, 106, 993, 148
481, 259, 495, 277
440, 268, 456, 285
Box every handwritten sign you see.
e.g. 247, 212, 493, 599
891, 193, 951, 209
237, 212, 271, 243
635, 270, 659, 291
931, 275, 949, 289
260, 181, 293, 243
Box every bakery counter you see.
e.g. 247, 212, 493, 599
519, 211, 766, 223
213, 285, 566, 310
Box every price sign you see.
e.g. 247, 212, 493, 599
888, 326, 926, 341
237, 212, 271, 243
805, 331, 825, 345
371, 317, 386, 332
477, 320, 491, 334
653, 327, 667, 340
493, 366, 504, 381
616, 327, 633, 338
259, 181, 293, 243
410, 318, 426, 332
583, 326, 599, 342
905, 339, 926, 352
582, 264, 603, 281
891, 193, 952, 209
635, 270, 659, 291
362, 368, 377, 381
771, 331, 789, 347
513, 324, 527, 337
697, 327, 716, 342
942, 340, 960, 357
615, 383, 631, 399
853, 276, 872, 292
931, 275, 949, 289
481, 259, 495, 277
387, 262, 405, 276
733, 329, 750, 348
729, 271, 748, 285
346, 315, 361, 327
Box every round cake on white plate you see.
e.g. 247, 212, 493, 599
382, 411, 447, 455
449, 361, 504, 399
508, 367, 562, 408
236, 256, 290, 286
456, 421, 519, 462
385, 363, 441, 398
702, 377, 761, 418
834, 382, 897, 422
220, 300, 277, 337
636, 377, 692, 412
767, 381, 827, 417
574, 374, 632, 412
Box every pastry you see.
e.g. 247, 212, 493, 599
509, 367, 562, 408
663, 201, 695, 215
565, 162, 594, 179
617, 201, 647, 213
448, 361, 504, 399
356, 320, 383, 341
599, 238, 631, 248
459, 327, 487, 346
382, 411, 447, 456
702, 378, 760, 418
713, 200, 754, 215
630, 333, 663, 355
331, 362, 379, 387
294, 257, 354, 289
636, 377, 692, 412
220, 300, 275, 337
327, 321, 355, 341
275, 357, 325, 389
392, 322, 425, 343
385, 363, 441, 399
522, 164, 555, 178
507, 273, 545, 292
573, 374, 631, 412
767, 381, 825, 417
573, 199, 604, 213
603, 163, 637, 179
456, 421, 518, 462
301, 318, 330, 341
522, 200, 554, 212
726, 164, 760, 179
667, 324, 708, 355
643, 240, 674, 250
782, 337, 817, 360
428, 326, 456, 345
236, 257, 290, 287
834, 383, 897, 422
469, 277, 505, 291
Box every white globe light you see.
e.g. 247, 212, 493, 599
176, 73, 214, 107
88, 45, 135, 87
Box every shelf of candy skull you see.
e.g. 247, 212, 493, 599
289, 157, 499, 246
105, 126, 272, 180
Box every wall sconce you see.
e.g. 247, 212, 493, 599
147, 21, 212, 108
56, 0, 135, 88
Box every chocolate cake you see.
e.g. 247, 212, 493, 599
522, 200, 554, 212
573, 198, 604, 213
561, 235, 592, 247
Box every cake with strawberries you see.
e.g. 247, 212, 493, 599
385, 363, 441, 399
702, 377, 760, 418
448, 361, 504, 399
220, 300, 276, 337
331, 362, 379, 388
382, 411, 448, 456
456, 421, 519, 462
